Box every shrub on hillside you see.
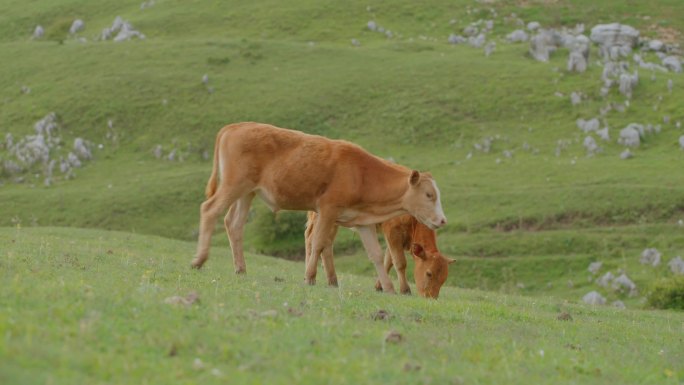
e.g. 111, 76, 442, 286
251, 208, 307, 259
647, 276, 684, 310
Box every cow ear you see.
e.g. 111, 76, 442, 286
409, 170, 420, 186
445, 257, 456, 265
411, 243, 426, 260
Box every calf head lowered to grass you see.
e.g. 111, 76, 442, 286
306, 212, 454, 298
375, 214, 454, 298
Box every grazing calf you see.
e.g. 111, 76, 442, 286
191, 122, 447, 293
305, 212, 454, 298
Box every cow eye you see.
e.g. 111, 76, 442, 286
426, 192, 433, 199
426, 271, 433, 278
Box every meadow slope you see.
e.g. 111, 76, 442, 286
1, 227, 683, 384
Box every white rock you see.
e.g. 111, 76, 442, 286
448, 34, 466, 44
33, 25, 44, 39
527, 21, 541, 31
484, 41, 496, 57
588, 261, 603, 274
618, 125, 640, 147
583, 135, 600, 155
620, 149, 633, 159
596, 271, 614, 287
679, 135, 684, 150
567, 50, 587, 73
590, 23, 639, 48
612, 273, 637, 296
69, 19, 85, 34
669, 256, 684, 274
612, 300, 626, 309
351, 39, 360, 47
367, 21, 377, 31
570, 92, 582, 106
640, 248, 661, 266
506, 29, 528, 43
648, 39, 664, 52
583, 291, 606, 305
596, 127, 610, 141
662, 56, 682, 73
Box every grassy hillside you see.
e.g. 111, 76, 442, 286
2, 227, 683, 384
1, 0, 684, 301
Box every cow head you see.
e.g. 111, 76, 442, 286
411, 243, 455, 298
404, 170, 447, 230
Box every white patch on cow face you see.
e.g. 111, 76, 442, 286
405, 175, 447, 230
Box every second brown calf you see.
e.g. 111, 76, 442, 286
305, 212, 454, 298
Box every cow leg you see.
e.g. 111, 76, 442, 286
374, 247, 395, 291
387, 238, 411, 295
321, 224, 339, 286
357, 225, 396, 294
191, 188, 240, 269
305, 213, 337, 286
304, 212, 316, 279
224, 192, 255, 274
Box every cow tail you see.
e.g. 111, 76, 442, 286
205, 131, 221, 199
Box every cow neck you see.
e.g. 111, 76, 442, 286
411, 217, 439, 254
364, 161, 410, 213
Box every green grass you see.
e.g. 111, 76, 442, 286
2, 227, 683, 384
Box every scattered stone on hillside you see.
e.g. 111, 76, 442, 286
588, 261, 603, 274
663, 115, 671, 124
502, 150, 513, 158
33, 25, 44, 39
473, 137, 493, 153
484, 41, 496, 57
647, 39, 665, 52
101, 16, 145, 42
577, 118, 600, 133
567, 50, 587, 73
555, 139, 571, 157
676, 121, 681, 129
640, 248, 661, 266
596, 126, 610, 141
485, 20, 494, 31
669, 256, 684, 274
596, 271, 614, 287
448, 34, 467, 45
351, 38, 360, 47
583, 135, 601, 156
67, 152, 82, 168
69, 19, 85, 34
167, 149, 177, 162
612, 273, 637, 296
153, 145, 163, 159
582, 291, 606, 305
367, 21, 377, 31
469, 33, 486, 48
612, 300, 626, 309
620, 148, 633, 160
21, 85, 31, 94
679, 135, 684, 150
634, 56, 668, 72
618, 71, 639, 98
529, 30, 558, 62
667, 79, 673, 93
202, 74, 209, 84
506, 29, 528, 43
463, 25, 479, 37
570, 92, 582, 106
140, 0, 155, 10
662, 56, 682, 73
618, 125, 641, 147
73, 138, 92, 160
590, 23, 639, 59
527, 21, 540, 32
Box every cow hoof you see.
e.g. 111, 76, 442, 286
383, 288, 397, 295
328, 278, 339, 287
190, 259, 205, 269
401, 289, 412, 295
305, 277, 316, 286
235, 268, 246, 274
374, 281, 383, 291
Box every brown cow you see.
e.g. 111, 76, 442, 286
305, 212, 454, 298
191, 122, 447, 293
